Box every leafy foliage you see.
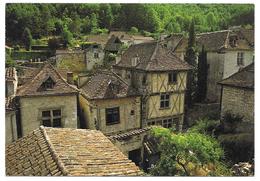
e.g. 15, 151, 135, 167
188, 118, 220, 136
22, 27, 32, 50
149, 127, 227, 176
6, 4, 254, 43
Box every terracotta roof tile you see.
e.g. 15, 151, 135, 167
115, 41, 192, 71
218, 63, 254, 89
6, 127, 143, 176
80, 70, 139, 100
5, 67, 16, 81
16, 63, 78, 97
171, 29, 254, 52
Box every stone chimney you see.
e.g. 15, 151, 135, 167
6, 67, 18, 97
67, 72, 74, 84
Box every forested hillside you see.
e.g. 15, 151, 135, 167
6, 3, 254, 42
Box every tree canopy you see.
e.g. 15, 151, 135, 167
149, 126, 230, 176
6, 3, 254, 42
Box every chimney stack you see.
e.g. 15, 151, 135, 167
67, 72, 74, 84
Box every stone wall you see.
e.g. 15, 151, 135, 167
56, 49, 104, 73
19, 94, 78, 136
223, 50, 254, 79
221, 86, 254, 123
79, 96, 141, 135
206, 52, 225, 102
5, 111, 17, 144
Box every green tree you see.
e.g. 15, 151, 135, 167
6, 53, 16, 67
61, 27, 72, 48
90, 13, 98, 33
149, 127, 228, 176
22, 27, 32, 51
185, 19, 197, 108
206, 12, 217, 31
196, 45, 208, 102
99, 4, 114, 29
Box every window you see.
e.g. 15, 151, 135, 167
94, 52, 99, 58
106, 107, 120, 125
41, 77, 55, 90
168, 72, 177, 84
130, 110, 135, 115
160, 93, 170, 108
42, 109, 62, 127
147, 118, 179, 128
237, 52, 244, 66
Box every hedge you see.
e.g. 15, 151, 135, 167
11, 50, 53, 60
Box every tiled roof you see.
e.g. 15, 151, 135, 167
6, 127, 143, 176
104, 35, 123, 52
5, 67, 16, 81
218, 63, 254, 89
16, 63, 78, 97
169, 28, 254, 52
115, 41, 192, 71
108, 127, 150, 141
87, 34, 109, 47
80, 70, 139, 100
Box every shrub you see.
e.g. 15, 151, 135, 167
188, 118, 221, 136
222, 111, 243, 133
149, 127, 226, 176
48, 38, 60, 51
130, 26, 138, 34
218, 133, 254, 164
13, 45, 20, 51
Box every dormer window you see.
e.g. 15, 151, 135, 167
41, 77, 55, 91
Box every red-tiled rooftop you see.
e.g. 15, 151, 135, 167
6, 126, 143, 176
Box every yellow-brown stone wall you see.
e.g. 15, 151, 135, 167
20, 95, 78, 136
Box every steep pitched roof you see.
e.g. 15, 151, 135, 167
6, 127, 143, 176
104, 35, 123, 52
169, 28, 254, 52
196, 30, 230, 51
115, 41, 192, 72
218, 63, 254, 89
16, 63, 78, 97
80, 70, 139, 100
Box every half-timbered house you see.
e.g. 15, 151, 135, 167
113, 41, 192, 131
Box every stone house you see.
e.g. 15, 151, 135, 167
55, 45, 104, 72
6, 126, 143, 176
104, 35, 123, 55
113, 41, 192, 131
15, 63, 79, 137
78, 70, 149, 166
164, 28, 254, 102
218, 63, 254, 133
5, 67, 18, 144
83, 43, 105, 70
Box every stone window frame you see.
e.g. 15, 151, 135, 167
168, 72, 178, 84
39, 107, 63, 128
160, 93, 170, 109
237, 52, 244, 66
105, 107, 120, 125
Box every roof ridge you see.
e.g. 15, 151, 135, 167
197, 30, 230, 35
39, 126, 69, 176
